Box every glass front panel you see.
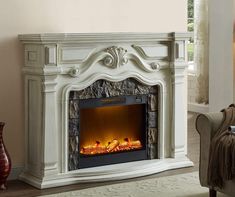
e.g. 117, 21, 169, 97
79, 104, 146, 156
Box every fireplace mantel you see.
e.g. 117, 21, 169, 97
19, 32, 193, 189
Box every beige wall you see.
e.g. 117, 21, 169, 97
0, 0, 187, 167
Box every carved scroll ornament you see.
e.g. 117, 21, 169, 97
71, 45, 161, 77
102, 46, 161, 72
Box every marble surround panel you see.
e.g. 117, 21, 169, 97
68, 79, 158, 170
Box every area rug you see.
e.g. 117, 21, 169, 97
42, 172, 228, 197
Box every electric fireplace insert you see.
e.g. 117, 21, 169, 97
78, 95, 148, 168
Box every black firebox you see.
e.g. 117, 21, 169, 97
78, 95, 148, 169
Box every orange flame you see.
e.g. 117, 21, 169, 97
80, 138, 142, 155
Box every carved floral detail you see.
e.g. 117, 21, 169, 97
103, 46, 128, 68
150, 62, 160, 70
69, 67, 80, 77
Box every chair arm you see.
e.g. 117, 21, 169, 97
195, 112, 223, 187
196, 112, 223, 138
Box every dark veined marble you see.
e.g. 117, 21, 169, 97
69, 119, 79, 136
148, 94, 158, 111
68, 78, 158, 171
69, 79, 155, 100
148, 112, 158, 128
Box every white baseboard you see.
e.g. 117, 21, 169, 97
8, 166, 24, 180
188, 102, 209, 114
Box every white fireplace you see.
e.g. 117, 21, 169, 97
19, 32, 193, 189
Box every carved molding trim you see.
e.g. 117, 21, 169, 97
132, 45, 154, 60
132, 44, 169, 61
45, 46, 57, 65
77, 46, 161, 77
125, 53, 161, 72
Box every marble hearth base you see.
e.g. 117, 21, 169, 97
19, 157, 193, 189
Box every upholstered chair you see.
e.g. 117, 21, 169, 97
196, 112, 235, 197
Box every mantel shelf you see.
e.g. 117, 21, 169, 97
18, 32, 192, 44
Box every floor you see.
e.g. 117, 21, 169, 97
0, 113, 200, 197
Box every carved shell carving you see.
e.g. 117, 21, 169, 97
103, 46, 128, 68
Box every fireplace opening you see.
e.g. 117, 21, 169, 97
68, 79, 159, 171
78, 95, 148, 168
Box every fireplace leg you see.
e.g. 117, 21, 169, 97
209, 189, 216, 197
